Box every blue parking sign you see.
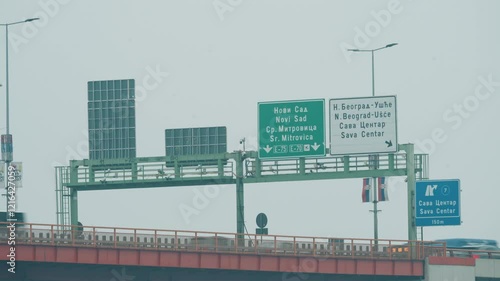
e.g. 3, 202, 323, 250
415, 179, 461, 227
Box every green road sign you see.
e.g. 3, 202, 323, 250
258, 99, 325, 159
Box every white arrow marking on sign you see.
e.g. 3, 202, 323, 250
311, 143, 321, 151
263, 145, 272, 153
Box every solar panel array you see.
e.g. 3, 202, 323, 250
87, 79, 136, 160
165, 126, 227, 166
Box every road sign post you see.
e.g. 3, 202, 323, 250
258, 99, 325, 159
329, 96, 397, 155
415, 179, 461, 227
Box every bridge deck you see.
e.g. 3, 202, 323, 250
0, 223, 450, 277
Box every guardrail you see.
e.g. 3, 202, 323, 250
73, 161, 235, 184
0, 223, 446, 260
446, 248, 500, 259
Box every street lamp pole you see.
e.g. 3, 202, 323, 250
5, 24, 8, 136
1, 18, 39, 220
348, 43, 398, 243
371, 50, 375, 97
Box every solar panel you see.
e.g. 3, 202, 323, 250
165, 126, 227, 166
87, 79, 136, 160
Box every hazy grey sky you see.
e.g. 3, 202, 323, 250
0, 0, 499, 243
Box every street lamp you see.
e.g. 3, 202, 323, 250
348, 43, 398, 97
348, 43, 398, 243
1, 18, 39, 137
1, 18, 40, 219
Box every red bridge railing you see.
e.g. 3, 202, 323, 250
0, 222, 447, 260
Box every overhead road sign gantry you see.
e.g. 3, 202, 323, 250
329, 95, 397, 155
415, 179, 461, 227
258, 99, 325, 159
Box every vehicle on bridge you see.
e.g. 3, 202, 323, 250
436, 238, 500, 259
389, 238, 500, 259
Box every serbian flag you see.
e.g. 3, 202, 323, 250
377, 177, 389, 201
362, 178, 373, 203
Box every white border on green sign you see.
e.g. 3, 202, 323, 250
258, 98, 326, 160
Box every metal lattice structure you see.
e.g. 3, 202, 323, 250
55, 166, 71, 231
56, 144, 428, 245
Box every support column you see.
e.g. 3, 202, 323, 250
89, 165, 95, 183
218, 158, 223, 177
70, 188, 78, 227
299, 157, 305, 175
388, 153, 394, 170
369, 155, 380, 247
373, 194, 379, 242
405, 144, 417, 257
131, 162, 138, 181
343, 156, 349, 172
255, 158, 261, 178
235, 152, 245, 239
69, 161, 79, 227
174, 158, 181, 179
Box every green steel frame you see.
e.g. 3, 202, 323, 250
55, 143, 427, 244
